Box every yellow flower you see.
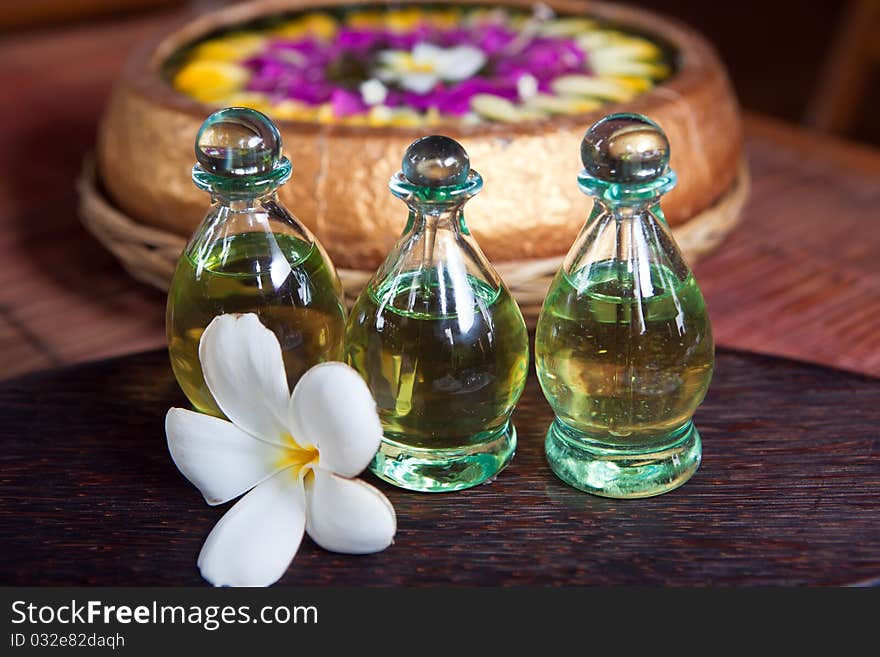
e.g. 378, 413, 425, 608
424, 107, 443, 125
315, 103, 335, 124
551, 75, 640, 103
173, 61, 250, 102
339, 112, 370, 126
424, 9, 460, 28
273, 12, 337, 40
606, 75, 655, 93
387, 108, 425, 127
191, 33, 266, 62
593, 60, 670, 79
348, 8, 429, 33
384, 8, 425, 32
347, 10, 384, 28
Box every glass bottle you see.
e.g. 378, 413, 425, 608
345, 136, 529, 493
535, 113, 714, 498
167, 107, 346, 416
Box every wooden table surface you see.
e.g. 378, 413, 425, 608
2, 346, 878, 586
0, 10, 879, 381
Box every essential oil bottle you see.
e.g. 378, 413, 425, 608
167, 107, 346, 416
345, 136, 529, 493
535, 113, 714, 498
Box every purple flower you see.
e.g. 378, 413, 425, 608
212, 12, 592, 119
475, 24, 517, 55
435, 28, 471, 48
385, 25, 434, 50
383, 88, 407, 108
336, 28, 382, 53
331, 87, 367, 117
494, 37, 585, 83
401, 77, 517, 115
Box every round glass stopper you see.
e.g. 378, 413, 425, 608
580, 113, 670, 184
195, 107, 282, 176
402, 135, 470, 187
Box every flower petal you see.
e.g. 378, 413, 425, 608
289, 362, 382, 477
305, 469, 396, 554
166, 407, 288, 506
198, 471, 305, 587
398, 72, 440, 94
199, 313, 291, 443
436, 45, 487, 81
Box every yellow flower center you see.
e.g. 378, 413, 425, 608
399, 54, 437, 74
277, 433, 319, 476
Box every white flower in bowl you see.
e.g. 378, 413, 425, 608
165, 313, 395, 587
376, 42, 487, 94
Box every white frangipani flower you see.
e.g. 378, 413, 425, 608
165, 313, 396, 587
377, 42, 487, 94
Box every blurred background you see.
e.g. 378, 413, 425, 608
5, 0, 877, 142
1, 0, 878, 381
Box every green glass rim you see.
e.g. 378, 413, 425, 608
389, 169, 483, 204
191, 157, 292, 195
577, 168, 677, 204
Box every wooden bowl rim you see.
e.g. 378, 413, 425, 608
123, 0, 726, 139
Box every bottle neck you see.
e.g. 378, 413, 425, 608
597, 198, 665, 222
404, 201, 469, 236
188, 187, 313, 258
372, 169, 497, 293
211, 189, 279, 212
390, 169, 482, 239
591, 200, 669, 269
562, 189, 690, 288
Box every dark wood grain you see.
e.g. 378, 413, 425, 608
1, 347, 877, 586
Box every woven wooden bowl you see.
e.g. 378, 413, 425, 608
88, 0, 746, 313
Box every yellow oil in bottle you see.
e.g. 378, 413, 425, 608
167, 232, 346, 416
345, 271, 529, 450
536, 260, 714, 446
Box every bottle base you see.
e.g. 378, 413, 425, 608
370, 423, 517, 493
545, 418, 701, 498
